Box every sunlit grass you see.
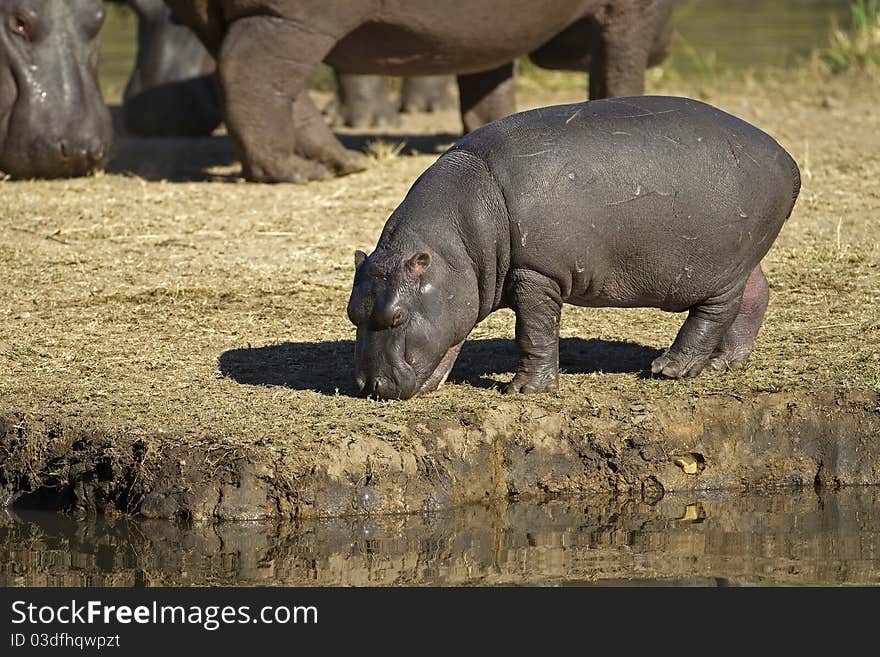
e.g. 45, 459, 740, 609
820, 0, 880, 73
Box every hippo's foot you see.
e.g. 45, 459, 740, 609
708, 350, 749, 372
399, 77, 456, 114
243, 156, 331, 184
504, 370, 559, 395
327, 99, 401, 129
331, 149, 370, 176
650, 350, 712, 379
242, 149, 367, 184
330, 73, 401, 129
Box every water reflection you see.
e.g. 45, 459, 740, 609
669, 0, 850, 72
2, 488, 879, 587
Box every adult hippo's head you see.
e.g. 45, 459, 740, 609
0, 0, 111, 178
347, 248, 473, 400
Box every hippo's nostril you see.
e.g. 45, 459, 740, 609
363, 375, 395, 400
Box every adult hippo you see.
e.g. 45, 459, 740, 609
0, 0, 111, 178
347, 97, 801, 399
165, 0, 675, 183
120, 0, 221, 137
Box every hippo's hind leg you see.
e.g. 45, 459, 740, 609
218, 17, 367, 183
651, 277, 749, 379
504, 269, 563, 394
708, 264, 769, 372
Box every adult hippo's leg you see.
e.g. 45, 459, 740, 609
457, 63, 516, 133
709, 265, 770, 371
218, 17, 366, 183
123, 0, 221, 137
588, 3, 659, 99
399, 76, 456, 113
331, 73, 399, 128
651, 278, 749, 379
504, 269, 563, 395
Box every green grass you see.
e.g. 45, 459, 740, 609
820, 0, 880, 72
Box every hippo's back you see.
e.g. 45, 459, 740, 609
450, 96, 800, 309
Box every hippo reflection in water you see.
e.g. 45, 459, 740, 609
0, 0, 111, 178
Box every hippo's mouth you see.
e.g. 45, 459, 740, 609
417, 341, 464, 395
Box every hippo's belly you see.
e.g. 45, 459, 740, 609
325, 5, 585, 76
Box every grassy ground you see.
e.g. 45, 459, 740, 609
1, 65, 879, 456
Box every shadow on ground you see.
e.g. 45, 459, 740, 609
217, 337, 662, 396
106, 104, 459, 182
108, 134, 239, 182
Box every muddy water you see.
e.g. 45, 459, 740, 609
98, 0, 851, 97
2, 488, 879, 587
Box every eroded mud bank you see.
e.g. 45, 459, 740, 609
2, 389, 878, 520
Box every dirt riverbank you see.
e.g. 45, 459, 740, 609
1, 69, 878, 518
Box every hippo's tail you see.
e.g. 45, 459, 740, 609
783, 150, 802, 221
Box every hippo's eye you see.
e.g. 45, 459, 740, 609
82, 7, 106, 39
8, 13, 32, 39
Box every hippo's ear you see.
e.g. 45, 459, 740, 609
354, 250, 367, 270
405, 252, 431, 276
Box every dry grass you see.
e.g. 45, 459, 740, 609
1, 69, 879, 454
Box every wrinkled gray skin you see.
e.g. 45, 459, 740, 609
166, 0, 676, 183
348, 97, 801, 400
0, 0, 111, 178
120, 0, 221, 137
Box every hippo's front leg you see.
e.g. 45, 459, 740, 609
218, 17, 367, 183
504, 270, 563, 394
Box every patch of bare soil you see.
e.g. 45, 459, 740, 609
1, 71, 878, 518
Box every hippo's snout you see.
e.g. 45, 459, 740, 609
356, 365, 418, 400
58, 137, 107, 174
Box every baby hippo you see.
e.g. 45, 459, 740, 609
347, 96, 801, 399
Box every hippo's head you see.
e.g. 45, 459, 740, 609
0, 0, 111, 178
347, 248, 473, 400
122, 0, 220, 137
